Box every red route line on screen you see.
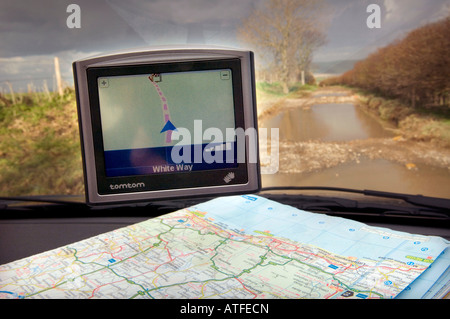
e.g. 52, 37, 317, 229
149, 75, 173, 144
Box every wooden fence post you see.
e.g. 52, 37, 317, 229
54, 56, 63, 96
5, 81, 16, 104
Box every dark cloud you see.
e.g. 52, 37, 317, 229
0, 0, 261, 58
1, 0, 447, 58
0, 0, 448, 91
105, 0, 259, 47
0, 0, 145, 57
315, 0, 449, 62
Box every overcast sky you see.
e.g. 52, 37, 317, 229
1, 0, 448, 91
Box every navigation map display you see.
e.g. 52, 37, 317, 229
97, 68, 237, 177
73, 47, 260, 205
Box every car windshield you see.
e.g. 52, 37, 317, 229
1, 1, 449, 201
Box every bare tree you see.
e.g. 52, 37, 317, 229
238, 0, 326, 93
294, 27, 326, 84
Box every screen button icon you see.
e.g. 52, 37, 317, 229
220, 70, 230, 80
99, 78, 109, 88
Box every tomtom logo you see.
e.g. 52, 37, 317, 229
109, 182, 145, 190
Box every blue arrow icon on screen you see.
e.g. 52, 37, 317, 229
160, 120, 177, 133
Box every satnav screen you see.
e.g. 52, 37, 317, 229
97, 69, 237, 177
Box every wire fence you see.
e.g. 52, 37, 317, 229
0, 56, 73, 94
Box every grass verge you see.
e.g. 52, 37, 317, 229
356, 92, 450, 148
0, 89, 84, 196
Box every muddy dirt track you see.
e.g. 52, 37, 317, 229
258, 87, 450, 178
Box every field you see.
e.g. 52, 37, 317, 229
0, 89, 84, 196
0, 82, 448, 197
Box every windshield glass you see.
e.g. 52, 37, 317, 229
1, 0, 449, 200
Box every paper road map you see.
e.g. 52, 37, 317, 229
1, 195, 449, 299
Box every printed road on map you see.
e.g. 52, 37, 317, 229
0, 195, 448, 299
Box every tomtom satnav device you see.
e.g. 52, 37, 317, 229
73, 46, 260, 205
